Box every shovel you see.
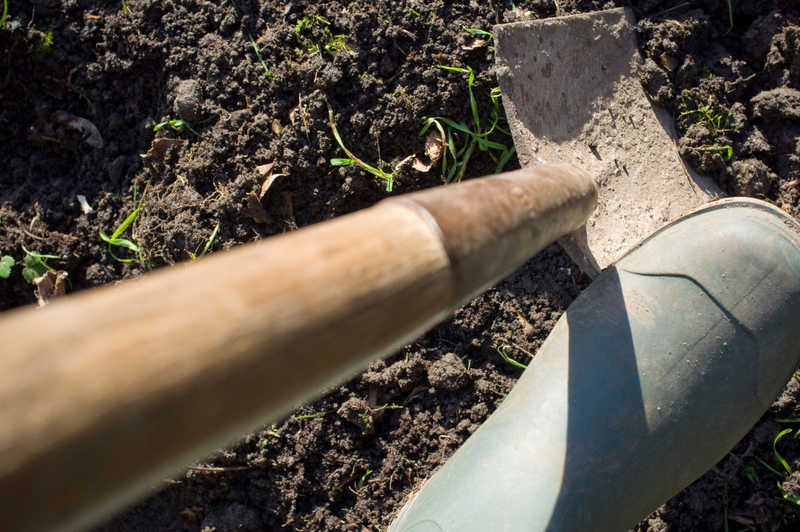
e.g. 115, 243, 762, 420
386, 8, 800, 532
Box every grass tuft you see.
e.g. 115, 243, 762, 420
419, 66, 515, 183
678, 90, 739, 137
295, 15, 352, 55
327, 101, 394, 192
100, 182, 149, 263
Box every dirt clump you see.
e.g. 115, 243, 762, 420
426, 353, 468, 391
173, 80, 206, 123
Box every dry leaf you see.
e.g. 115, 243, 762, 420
271, 119, 284, 134
76, 195, 92, 214
727, 515, 755, 526
56, 112, 104, 149
146, 138, 186, 159
33, 270, 68, 308
289, 106, 300, 125
255, 162, 287, 199
245, 192, 270, 224
260, 173, 286, 199
659, 51, 679, 72
462, 38, 488, 50
412, 130, 444, 172
256, 162, 275, 179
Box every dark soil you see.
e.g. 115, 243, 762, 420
2, 0, 800, 531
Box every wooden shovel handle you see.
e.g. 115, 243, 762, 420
0, 164, 596, 532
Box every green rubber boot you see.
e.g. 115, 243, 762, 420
388, 198, 800, 532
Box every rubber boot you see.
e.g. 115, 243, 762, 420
388, 198, 800, 532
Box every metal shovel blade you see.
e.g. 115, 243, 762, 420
494, 7, 722, 278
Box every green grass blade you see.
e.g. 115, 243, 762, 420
774, 429, 793, 476
475, 137, 508, 151
99, 232, 140, 252
111, 208, 140, 239
196, 223, 220, 260
494, 124, 512, 136
294, 410, 334, 420
21, 246, 59, 272
331, 158, 354, 166
21, 247, 60, 260
463, 27, 493, 37
434, 117, 474, 136
419, 118, 434, 136
446, 161, 458, 184
496, 145, 516, 173
446, 126, 457, 160
435, 65, 469, 74
755, 456, 786, 478
1, 0, 8, 26
107, 245, 132, 263
723, 0, 733, 36
248, 32, 273, 77
497, 345, 527, 369
456, 137, 477, 182
466, 66, 479, 131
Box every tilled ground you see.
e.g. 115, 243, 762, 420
2, 0, 800, 531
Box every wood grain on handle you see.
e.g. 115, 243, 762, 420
0, 164, 596, 532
